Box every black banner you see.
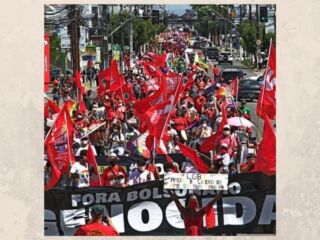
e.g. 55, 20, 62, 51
45, 173, 275, 236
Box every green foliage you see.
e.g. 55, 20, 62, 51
238, 20, 257, 55
241, 59, 255, 68
263, 32, 275, 50
50, 33, 61, 62
109, 13, 165, 51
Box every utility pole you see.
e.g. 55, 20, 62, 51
129, 19, 133, 67
256, 4, 260, 69
120, 5, 124, 72
102, 5, 109, 69
69, 5, 80, 75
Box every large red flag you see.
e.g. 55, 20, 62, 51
152, 53, 167, 68
115, 83, 137, 104
256, 43, 276, 120
199, 100, 228, 152
97, 60, 124, 95
134, 81, 167, 114
109, 59, 124, 91
143, 61, 163, 78
252, 112, 276, 174
44, 142, 62, 191
87, 143, 102, 186
98, 68, 111, 95
177, 142, 209, 173
44, 104, 76, 175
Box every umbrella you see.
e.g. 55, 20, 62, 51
227, 117, 254, 128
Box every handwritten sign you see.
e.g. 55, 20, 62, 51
164, 173, 229, 190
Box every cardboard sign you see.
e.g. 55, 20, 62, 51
164, 173, 229, 190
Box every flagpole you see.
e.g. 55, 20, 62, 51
159, 76, 182, 141
257, 38, 273, 134
65, 110, 74, 166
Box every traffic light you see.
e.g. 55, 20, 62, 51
152, 10, 160, 24
259, 6, 268, 22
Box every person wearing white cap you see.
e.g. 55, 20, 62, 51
213, 143, 231, 173
216, 124, 238, 162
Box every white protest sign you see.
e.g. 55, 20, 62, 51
164, 173, 229, 190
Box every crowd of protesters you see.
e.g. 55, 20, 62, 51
44, 25, 259, 190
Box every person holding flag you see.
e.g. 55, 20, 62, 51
167, 190, 223, 236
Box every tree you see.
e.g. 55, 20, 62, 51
49, 33, 62, 67
238, 20, 257, 55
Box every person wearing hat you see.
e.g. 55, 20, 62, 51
197, 119, 212, 145
216, 124, 238, 162
69, 150, 90, 188
213, 143, 231, 173
128, 159, 155, 185
74, 204, 119, 236
107, 123, 125, 156
75, 137, 97, 157
101, 153, 128, 187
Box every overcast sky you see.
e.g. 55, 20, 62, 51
165, 4, 191, 16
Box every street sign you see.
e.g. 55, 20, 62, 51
90, 29, 102, 39
256, 39, 262, 46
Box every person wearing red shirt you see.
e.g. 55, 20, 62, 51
216, 125, 238, 159
168, 190, 223, 236
194, 92, 207, 114
101, 154, 128, 186
172, 111, 188, 143
213, 64, 220, 80
74, 204, 119, 236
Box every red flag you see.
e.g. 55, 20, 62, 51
78, 101, 87, 114
45, 98, 60, 119
256, 43, 276, 120
109, 59, 124, 91
152, 53, 167, 68
115, 84, 137, 104
97, 60, 124, 94
199, 100, 228, 152
205, 207, 216, 229
44, 104, 76, 175
136, 100, 171, 133
252, 112, 276, 174
44, 142, 62, 191
44, 33, 50, 93
177, 142, 209, 173
134, 81, 166, 114
143, 61, 163, 78
98, 68, 111, 95
86, 143, 102, 186
230, 76, 239, 97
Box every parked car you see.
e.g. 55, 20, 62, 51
218, 52, 233, 65
204, 47, 220, 61
238, 79, 261, 101
220, 68, 246, 84
248, 73, 264, 85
